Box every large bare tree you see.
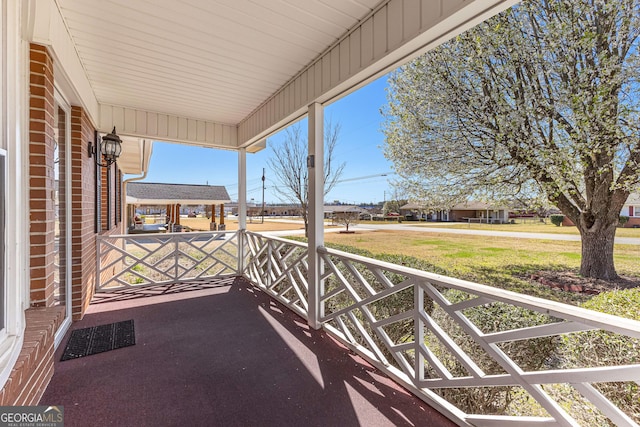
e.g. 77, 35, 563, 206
383, 0, 640, 280
268, 121, 345, 236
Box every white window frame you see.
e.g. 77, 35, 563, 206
0, 148, 7, 341
0, 0, 27, 389
53, 89, 73, 347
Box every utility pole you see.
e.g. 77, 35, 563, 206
261, 168, 265, 224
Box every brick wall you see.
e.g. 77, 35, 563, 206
0, 41, 64, 408
29, 44, 56, 307
70, 107, 97, 320
3, 42, 128, 408
69, 108, 127, 319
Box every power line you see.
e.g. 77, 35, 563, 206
335, 172, 393, 183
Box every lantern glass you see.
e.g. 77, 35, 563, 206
100, 127, 122, 162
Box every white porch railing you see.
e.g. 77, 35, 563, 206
242, 232, 640, 426
96, 231, 240, 291
243, 231, 309, 319
96, 230, 640, 426
317, 245, 640, 427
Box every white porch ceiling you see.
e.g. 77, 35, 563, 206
44, 0, 517, 166
56, 0, 381, 126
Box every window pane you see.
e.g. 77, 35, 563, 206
0, 151, 5, 330
53, 106, 67, 308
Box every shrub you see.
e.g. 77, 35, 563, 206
549, 214, 565, 227
561, 288, 640, 424
293, 238, 637, 421
429, 288, 558, 415
619, 215, 630, 227
322, 243, 446, 360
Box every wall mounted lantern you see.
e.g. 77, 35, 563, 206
88, 127, 122, 167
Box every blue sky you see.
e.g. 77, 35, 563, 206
134, 75, 395, 205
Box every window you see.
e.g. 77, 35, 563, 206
0, 149, 5, 332
0, 0, 28, 388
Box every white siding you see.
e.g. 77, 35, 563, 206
99, 104, 237, 149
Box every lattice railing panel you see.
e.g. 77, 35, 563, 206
96, 231, 239, 291
101, 229, 640, 426
317, 245, 640, 427
243, 232, 309, 319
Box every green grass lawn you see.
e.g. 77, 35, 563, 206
413, 221, 640, 237
323, 230, 640, 304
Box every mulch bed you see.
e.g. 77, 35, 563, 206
529, 271, 640, 295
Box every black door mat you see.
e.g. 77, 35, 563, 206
61, 320, 135, 361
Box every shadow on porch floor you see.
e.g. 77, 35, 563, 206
41, 277, 455, 426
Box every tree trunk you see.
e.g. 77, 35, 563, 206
303, 213, 308, 238
578, 222, 619, 280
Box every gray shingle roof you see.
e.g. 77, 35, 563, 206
323, 205, 367, 214
127, 182, 230, 204
399, 203, 425, 210
451, 200, 514, 210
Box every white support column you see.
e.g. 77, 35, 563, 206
238, 148, 247, 230
308, 102, 324, 329
237, 148, 247, 274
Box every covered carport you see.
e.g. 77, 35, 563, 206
126, 182, 231, 231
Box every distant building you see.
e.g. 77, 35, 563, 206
323, 205, 368, 219
622, 193, 640, 227
448, 201, 510, 223
126, 182, 231, 230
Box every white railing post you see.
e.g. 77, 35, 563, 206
237, 148, 247, 274
414, 284, 425, 384
308, 102, 324, 329
174, 234, 179, 280
267, 241, 272, 288
237, 231, 244, 275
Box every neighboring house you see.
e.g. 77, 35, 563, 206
245, 205, 303, 217
399, 202, 449, 221
449, 201, 510, 223
560, 193, 640, 228
399, 202, 425, 220
324, 205, 368, 220
621, 193, 640, 228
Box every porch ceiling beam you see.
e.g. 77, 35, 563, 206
238, 0, 518, 147
99, 104, 257, 151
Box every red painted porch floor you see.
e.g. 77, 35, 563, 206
41, 277, 455, 426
